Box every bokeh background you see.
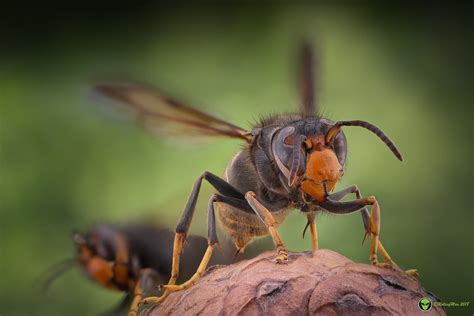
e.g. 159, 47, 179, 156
1, 3, 472, 315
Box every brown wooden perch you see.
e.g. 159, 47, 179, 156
140, 249, 444, 315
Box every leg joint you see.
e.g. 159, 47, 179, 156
207, 194, 219, 245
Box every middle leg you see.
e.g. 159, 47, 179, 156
302, 212, 318, 253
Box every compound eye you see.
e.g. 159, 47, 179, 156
272, 127, 295, 169
271, 126, 307, 186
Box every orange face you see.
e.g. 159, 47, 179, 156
85, 257, 117, 290
78, 245, 120, 291
300, 145, 343, 202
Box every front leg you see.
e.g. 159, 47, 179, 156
327, 185, 373, 242
320, 196, 388, 267
301, 184, 368, 254
321, 196, 417, 277
245, 192, 288, 263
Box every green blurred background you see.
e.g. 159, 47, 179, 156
1, 3, 472, 315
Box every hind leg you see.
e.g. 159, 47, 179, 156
141, 171, 249, 305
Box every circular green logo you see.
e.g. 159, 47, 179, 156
418, 297, 432, 311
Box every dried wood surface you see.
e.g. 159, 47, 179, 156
142, 249, 444, 316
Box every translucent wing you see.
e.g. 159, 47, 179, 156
94, 82, 251, 142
